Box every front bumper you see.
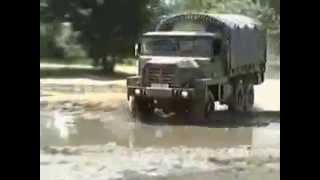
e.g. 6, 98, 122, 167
126, 76, 194, 100
127, 86, 194, 100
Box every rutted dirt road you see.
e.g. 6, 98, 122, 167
40, 63, 280, 180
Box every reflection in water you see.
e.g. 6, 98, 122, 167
119, 167, 280, 180
40, 110, 280, 149
53, 111, 77, 139
252, 123, 280, 148
40, 111, 78, 146
128, 124, 253, 148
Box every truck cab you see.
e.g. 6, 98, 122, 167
127, 31, 223, 119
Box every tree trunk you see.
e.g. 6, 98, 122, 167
92, 57, 100, 67
102, 56, 116, 73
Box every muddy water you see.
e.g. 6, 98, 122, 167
117, 167, 280, 180
40, 63, 280, 180
40, 106, 280, 149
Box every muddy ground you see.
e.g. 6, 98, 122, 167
40, 63, 280, 180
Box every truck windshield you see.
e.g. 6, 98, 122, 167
141, 36, 213, 57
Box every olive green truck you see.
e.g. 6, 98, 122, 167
127, 13, 267, 121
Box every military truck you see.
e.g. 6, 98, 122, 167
126, 13, 267, 120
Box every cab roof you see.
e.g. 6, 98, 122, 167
143, 31, 218, 37
156, 13, 263, 30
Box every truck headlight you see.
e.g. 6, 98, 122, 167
134, 89, 141, 95
181, 90, 188, 98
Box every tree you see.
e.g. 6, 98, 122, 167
147, 0, 172, 30
42, 0, 153, 72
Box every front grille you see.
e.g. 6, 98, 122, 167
143, 64, 176, 87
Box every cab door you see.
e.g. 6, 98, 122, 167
207, 37, 226, 79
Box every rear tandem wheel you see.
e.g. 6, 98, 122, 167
228, 81, 254, 112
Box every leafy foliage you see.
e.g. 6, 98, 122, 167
42, 0, 152, 59
161, 0, 279, 36
41, 0, 156, 71
40, 22, 65, 58
40, 0, 280, 67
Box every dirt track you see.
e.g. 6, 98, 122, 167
40, 63, 280, 180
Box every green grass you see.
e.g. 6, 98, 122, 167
40, 67, 133, 79
40, 57, 137, 66
40, 60, 137, 79
40, 58, 92, 65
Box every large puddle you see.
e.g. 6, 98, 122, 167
40, 106, 280, 149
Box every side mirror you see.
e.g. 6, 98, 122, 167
134, 43, 141, 57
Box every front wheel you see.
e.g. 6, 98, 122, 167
128, 96, 153, 119
189, 91, 215, 123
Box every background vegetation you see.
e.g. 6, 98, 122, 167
40, 0, 280, 72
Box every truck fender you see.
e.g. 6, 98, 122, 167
191, 79, 212, 102
126, 76, 141, 86
127, 76, 141, 100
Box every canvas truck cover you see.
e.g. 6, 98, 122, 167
229, 26, 266, 70
155, 13, 267, 71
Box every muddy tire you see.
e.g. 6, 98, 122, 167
205, 91, 215, 117
189, 91, 215, 123
128, 96, 138, 118
243, 84, 254, 111
228, 80, 245, 112
128, 96, 153, 119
